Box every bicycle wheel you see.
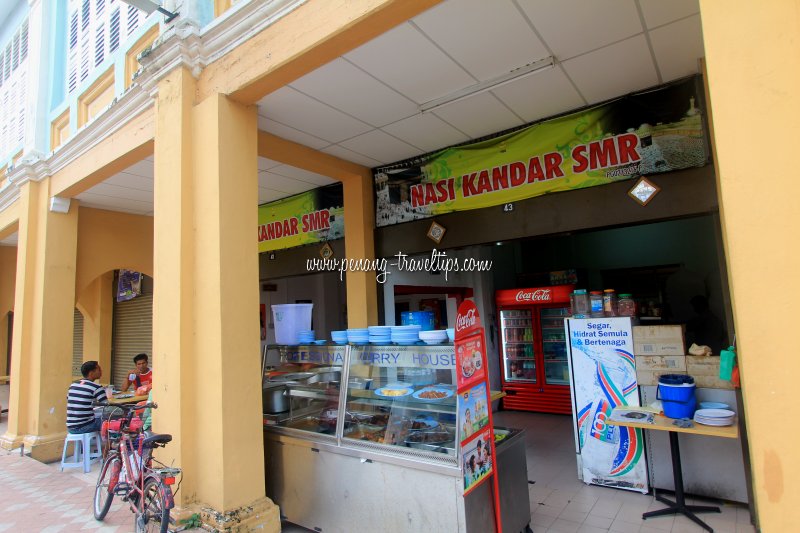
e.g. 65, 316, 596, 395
135, 477, 170, 533
94, 454, 120, 520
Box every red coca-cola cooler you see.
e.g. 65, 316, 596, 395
496, 285, 574, 414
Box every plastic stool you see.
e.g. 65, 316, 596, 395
60, 431, 102, 473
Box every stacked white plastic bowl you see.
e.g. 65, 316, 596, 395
418, 330, 448, 345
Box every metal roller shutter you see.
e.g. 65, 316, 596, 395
112, 274, 153, 388
72, 309, 83, 378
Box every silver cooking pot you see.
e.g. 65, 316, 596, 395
262, 382, 290, 414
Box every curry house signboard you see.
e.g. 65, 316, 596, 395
374, 76, 707, 227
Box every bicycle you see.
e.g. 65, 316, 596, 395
93, 402, 181, 533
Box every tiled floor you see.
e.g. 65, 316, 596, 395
493, 410, 754, 533
0, 384, 754, 532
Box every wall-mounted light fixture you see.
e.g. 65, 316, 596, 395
119, 0, 178, 23
50, 196, 72, 214
420, 56, 555, 114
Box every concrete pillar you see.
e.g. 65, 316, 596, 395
342, 171, 378, 327
152, 67, 278, 531
0, 245, 16, 376
699, 1, 800, 530
77, 271, 113, 373
0, 180, 79, 461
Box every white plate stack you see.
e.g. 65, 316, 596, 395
694, 408, 735, 426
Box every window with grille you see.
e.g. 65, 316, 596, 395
65, 0, 148, 97
0, 18, 28, 160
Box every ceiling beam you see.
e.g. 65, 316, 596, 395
257, 130, 370, 182
50, 107, 155, 199
0, 203, 18, 240
199, 0, 443, 104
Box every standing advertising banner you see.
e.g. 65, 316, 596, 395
455, 301, 502, 532
374, 76, 707, 227
566, 317, 648, 493
257, 183, 344, 252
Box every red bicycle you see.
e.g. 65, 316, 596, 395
93, 402, 181, 533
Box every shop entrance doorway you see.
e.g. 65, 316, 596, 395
392, 285, 473, 329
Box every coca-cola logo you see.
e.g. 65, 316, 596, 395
456, 308, 477, 332
515, 289, 551, 302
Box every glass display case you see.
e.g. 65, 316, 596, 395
262, 343, 530, 533
262, 344, 346, 441
499, 309, 536, 382
262, 343, 458, 461
541, 306, 570, 385
342, 345, 457, 458
496, 285, 574, 414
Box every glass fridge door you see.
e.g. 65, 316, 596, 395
500, 309, 536, 382
540, 306, 570, 385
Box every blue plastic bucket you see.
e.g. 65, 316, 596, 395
658, 374, 696, 418
663, 396, 697, 419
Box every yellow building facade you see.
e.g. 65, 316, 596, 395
0, 0, 796, 530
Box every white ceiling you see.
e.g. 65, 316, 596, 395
11, 0, 704, 237
257, 0, 703, 166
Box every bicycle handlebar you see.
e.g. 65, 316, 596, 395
102, 401, 158, 412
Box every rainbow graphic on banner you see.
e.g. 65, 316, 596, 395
576, 403, 592, 448
593, 350, 643, 477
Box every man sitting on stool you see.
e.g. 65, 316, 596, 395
66, 361, 109, 434
121, 352, 153, 395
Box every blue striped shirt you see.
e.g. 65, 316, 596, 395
66, 380, 106, 428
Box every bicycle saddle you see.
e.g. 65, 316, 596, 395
143, 433, 173, 447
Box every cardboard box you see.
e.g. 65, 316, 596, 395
686, 355, 721, 376
693, 374, 734, 390
636, 369, 687, 386
635, 355, 686, 372
633, 325, 685, 356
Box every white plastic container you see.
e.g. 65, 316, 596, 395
271, 304, 313, 345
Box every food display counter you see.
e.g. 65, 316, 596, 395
262, 344, 531, 533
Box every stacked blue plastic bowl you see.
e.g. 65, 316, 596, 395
391, 325, 421, 345
347, 328, 369, 344
330, 330, 347, 344
297, 330, 315, 344
368, 326, 392, 344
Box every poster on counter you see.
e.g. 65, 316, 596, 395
257, 183, 344, 252
456, 335, 486, 389
566, 317, 648, 493
454, 299, 501, 530
374, 76, 707, 227
458, 383, 489, 441
462, 427, 494, 495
